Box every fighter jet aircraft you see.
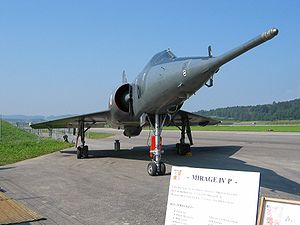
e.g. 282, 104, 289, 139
31, 28, 279, 176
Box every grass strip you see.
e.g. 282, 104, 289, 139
0, 120, 73, 166
164, 125, 300, 132
86, 132, 114, 139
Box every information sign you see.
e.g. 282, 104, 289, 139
165, 166, 260, 225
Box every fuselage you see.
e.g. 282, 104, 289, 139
108, 50, 217, 128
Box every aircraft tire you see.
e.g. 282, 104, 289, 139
147, 162, 157, 176
82, 146, 89, 158
77, 146, 82, 159
158, 162, 166, 175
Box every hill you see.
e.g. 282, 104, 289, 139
0, 120, 72, 165
195, 98, 300, 121
2, 114, 75, 123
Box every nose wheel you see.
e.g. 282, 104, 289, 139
147, 162, 157, 176
147, 162, 166, 176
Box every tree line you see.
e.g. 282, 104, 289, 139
195, 98, 300, 121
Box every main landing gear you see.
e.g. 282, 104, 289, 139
147, 114, 167, 176
176, 114, 193, 155
76, 121, 92, 159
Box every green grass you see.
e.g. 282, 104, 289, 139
251, 120, 300, 125
164, 125, 300, 132
221, 120, 300, 125
0, 120, 73, 166
86, 132, 114, 139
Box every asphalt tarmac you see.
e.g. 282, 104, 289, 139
0, 130, 299, 225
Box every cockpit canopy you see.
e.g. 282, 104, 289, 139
146, 49, 177, 68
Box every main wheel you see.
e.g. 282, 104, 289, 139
82, 146, 89, 158
158, 162, 166, 175
147, 162, 157, 176
77, 146, 82, 159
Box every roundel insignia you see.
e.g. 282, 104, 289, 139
182, 61, 188, 77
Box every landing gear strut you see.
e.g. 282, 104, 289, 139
76, 120, 92, 159
147, 114, 167, 176
176, 114, 193, 155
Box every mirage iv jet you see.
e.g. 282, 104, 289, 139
31, 28, 279, 176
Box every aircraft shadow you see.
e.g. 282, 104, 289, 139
60, 145, 300, 196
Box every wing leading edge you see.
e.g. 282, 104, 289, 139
171, 110, 221, 127
30, 110, 111, 129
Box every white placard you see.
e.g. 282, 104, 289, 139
165, 166, 260, 225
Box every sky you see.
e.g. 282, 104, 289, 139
0, 0, 299, 116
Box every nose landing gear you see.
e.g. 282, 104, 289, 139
147, 114, 167, 176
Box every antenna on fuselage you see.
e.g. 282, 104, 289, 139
122, 70, 128, 84
205, 45, 214, 87
208, 45, 212, 58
